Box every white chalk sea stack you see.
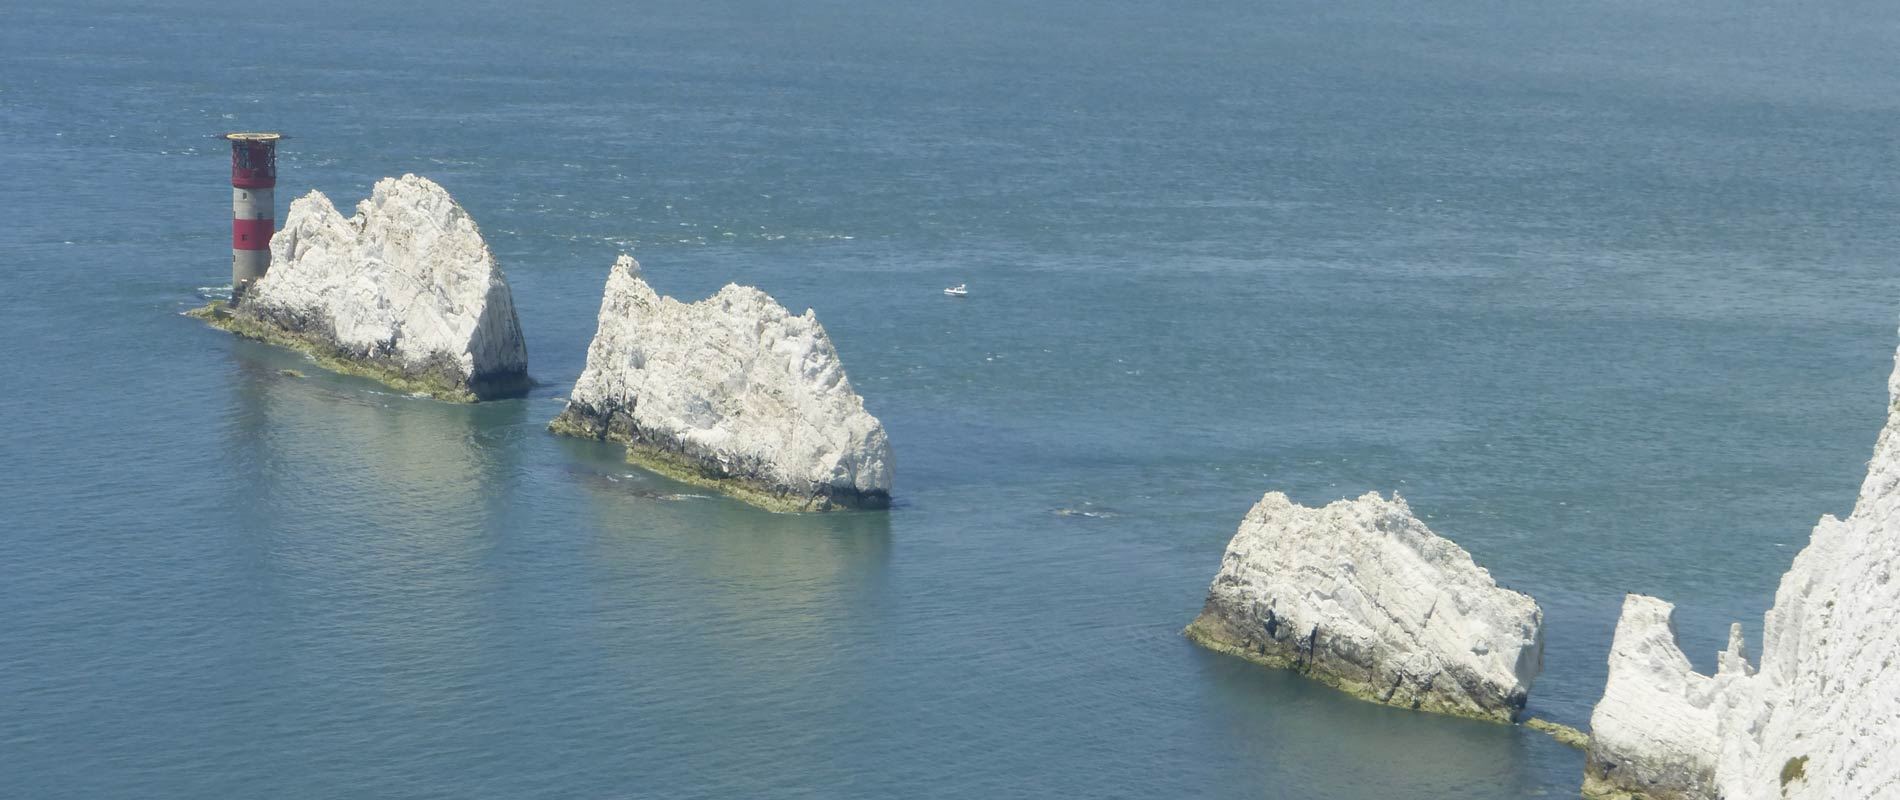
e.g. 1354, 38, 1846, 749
1583, 333, 1900, 800
550, 255, 891, 512
1582, 595, 1741, 799
194, 174, 529, 402
1184, 491, 1544, 722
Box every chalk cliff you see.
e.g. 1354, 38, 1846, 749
192, 174, 528, 401
1582, 334, 1900, 800
1184, 491, 1544, 722
550, 256, 891, 512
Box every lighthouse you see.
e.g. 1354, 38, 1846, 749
223, 132, 283, 303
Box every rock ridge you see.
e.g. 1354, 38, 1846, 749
1185, 491, 1544, 723
192, 174, 528, 402
550, 255, 891, 512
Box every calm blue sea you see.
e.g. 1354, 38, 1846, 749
4, 0, 1898, 796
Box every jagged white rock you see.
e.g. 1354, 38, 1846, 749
203, 174, 528, 401
550, 255, 891, 512
1583, 334, 1900, 800
1583, 596, 1744, 799
1184, 491, 1544, 722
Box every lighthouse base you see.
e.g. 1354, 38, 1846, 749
232, 249, 269, 304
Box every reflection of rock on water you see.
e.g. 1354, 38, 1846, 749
223, 339, 527, 553
574, 462, 894, 591
572, 474, 896, 799
573, 464, 894, 689
1190, 651, 1559, 796
218, 340, 533, 708
568, 466, 713, 502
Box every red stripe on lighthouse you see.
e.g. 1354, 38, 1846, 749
230, 141, 277, 188
233, 218, 274, 250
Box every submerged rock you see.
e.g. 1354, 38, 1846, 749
1581, 332, 1900, 800
191, 175, 529, 402
1184, 491, 1544, 722
550, 256, 891, 512
1526, 716, 1591, 750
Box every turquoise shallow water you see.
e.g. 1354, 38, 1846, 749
4, 0, 1899, 796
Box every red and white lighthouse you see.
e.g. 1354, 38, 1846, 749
222, 132, 283, 303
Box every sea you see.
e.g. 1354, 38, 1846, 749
3, 0, 1898, 797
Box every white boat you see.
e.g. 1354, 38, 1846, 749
943, 283, 968, 297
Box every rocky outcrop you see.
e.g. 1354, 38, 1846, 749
1582, 596, 1745, 799
549, 256, 891, 512
192, 174, 528, 402
1184, 492, 1544, 722
1582, 333, 1900, 800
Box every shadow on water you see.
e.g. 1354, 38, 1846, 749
222, 335, 529, 535
1183, 643, 1585, 796
557, 431, 896, 597
215, 338, 537, 758
545, 434, 901, 797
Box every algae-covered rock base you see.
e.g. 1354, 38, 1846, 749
1185, 491, 1544, 723
192, 174, 529, 402
189, 301, 521, 402
550, 255, 891, 512
1526, 717, 1590, 751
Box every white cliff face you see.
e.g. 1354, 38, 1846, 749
1185, 492, 1544, 722
552, 255, 891, 511
1713, 336, 1900, 800
237, 174, 528, 399
1585, 337, 1900, 800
